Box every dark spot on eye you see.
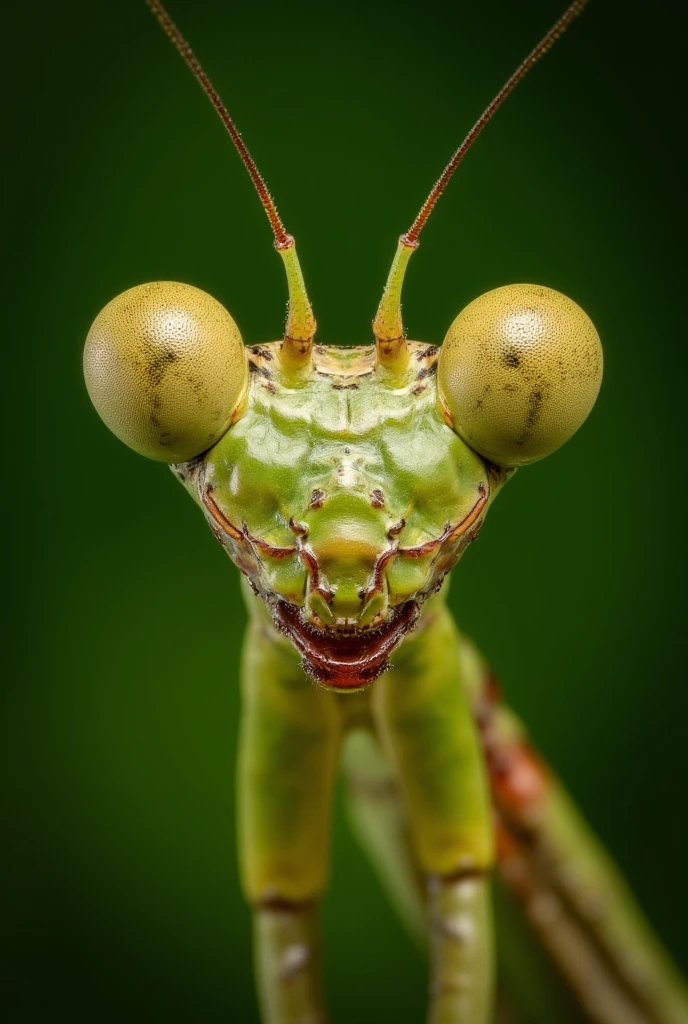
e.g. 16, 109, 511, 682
147, 349, 178, 386
503, 349, 521, 369
370, 489, 385, 508
503, 383, 517, 392
525, 389, 544, 429
475, 399, 483, 410
150, 413, 160, 427
309, 489, 325, 509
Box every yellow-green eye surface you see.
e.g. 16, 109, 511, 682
84, 281, 247, 462
437, 283, 603, 467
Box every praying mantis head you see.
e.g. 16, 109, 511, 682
84, 0, 602, 691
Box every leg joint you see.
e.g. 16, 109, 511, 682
252, 894, 317, 913
430, 864, 491, 889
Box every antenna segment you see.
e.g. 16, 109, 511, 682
146, 0, 316, 361
404, 0, 590, 246
373, 0, 591, 366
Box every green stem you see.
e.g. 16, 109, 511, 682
458, 634, 688, 1024
426, 874, 494, 1024
254, 902, 328, 1024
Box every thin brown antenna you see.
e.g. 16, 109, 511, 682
373, 0, 591, 367
146, 0, 316, 360
404, 0, 591, 246
146, 0, 288, 246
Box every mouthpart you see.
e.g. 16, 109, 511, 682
274, 599, 420, 691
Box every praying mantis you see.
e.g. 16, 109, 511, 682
80, 0, 688, 1021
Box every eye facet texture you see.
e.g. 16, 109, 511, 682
438, 284, 603, 467
84, 281, 247, 462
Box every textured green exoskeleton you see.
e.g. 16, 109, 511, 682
83, 2, 688, 1022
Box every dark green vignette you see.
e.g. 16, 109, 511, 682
4, 1, 686, 1021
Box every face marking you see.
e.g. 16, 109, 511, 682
244, 527, 296, 560
181, 342, 506, 689
202, 484, 244, 542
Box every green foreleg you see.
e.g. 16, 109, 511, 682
239, 617, 342, 1023
425, 872, 494, 1024
341, 719, 586, 1024
254, 903, 325, 1024
459, 635, 688, 1024
373, 602, 495, 1024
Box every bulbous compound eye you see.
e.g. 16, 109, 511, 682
84, 281, 248, 462
437, 284, 603, 467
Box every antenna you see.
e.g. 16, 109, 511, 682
373, 0, 591, 368
146, 0, 316, 363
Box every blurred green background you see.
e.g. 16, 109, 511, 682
4, 0, 686, 1020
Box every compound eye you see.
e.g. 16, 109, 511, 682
437, 284, 603, 467
84, 281, 248, 462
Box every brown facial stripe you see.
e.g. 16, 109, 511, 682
286, 518, 334, 601
202, 487, 244, 542
244, 528, 296, 560
202, 478, 487, 605
446, 482, 488, 540
288, 517, 309, 538
362, 543, 399, 602
296, 545, 334, 601
397, 483, 488, 559
202, 487, 297, 558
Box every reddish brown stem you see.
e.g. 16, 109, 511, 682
146, 0, 290, 248
404, 0, 591, 246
